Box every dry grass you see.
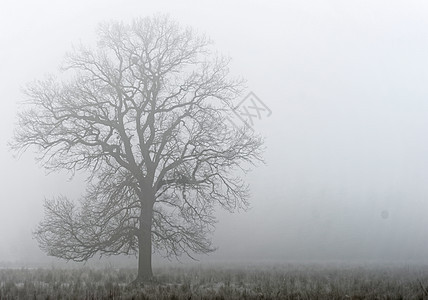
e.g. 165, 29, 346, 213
1, 263, 428, 299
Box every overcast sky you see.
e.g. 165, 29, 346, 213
2, 0, 428, 266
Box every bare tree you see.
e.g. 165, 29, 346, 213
11, 15, 264, 283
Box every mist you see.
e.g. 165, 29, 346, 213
2, 0, 428, 267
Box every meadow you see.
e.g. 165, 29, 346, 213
1, 263, 428, 299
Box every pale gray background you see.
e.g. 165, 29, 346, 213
1, 0, 428, 265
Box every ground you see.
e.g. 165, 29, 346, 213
1, 263, 428, 299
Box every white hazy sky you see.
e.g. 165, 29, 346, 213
2, 0, 428, 265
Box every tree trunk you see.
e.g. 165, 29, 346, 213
136, 202, 154, 283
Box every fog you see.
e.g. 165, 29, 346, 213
1, 0, 428, 266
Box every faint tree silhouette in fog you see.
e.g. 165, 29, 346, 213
11, 15, 264, 283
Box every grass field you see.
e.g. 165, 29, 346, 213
1, 263, 428, 299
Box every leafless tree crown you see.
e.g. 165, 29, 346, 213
12, 15, 264, 261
